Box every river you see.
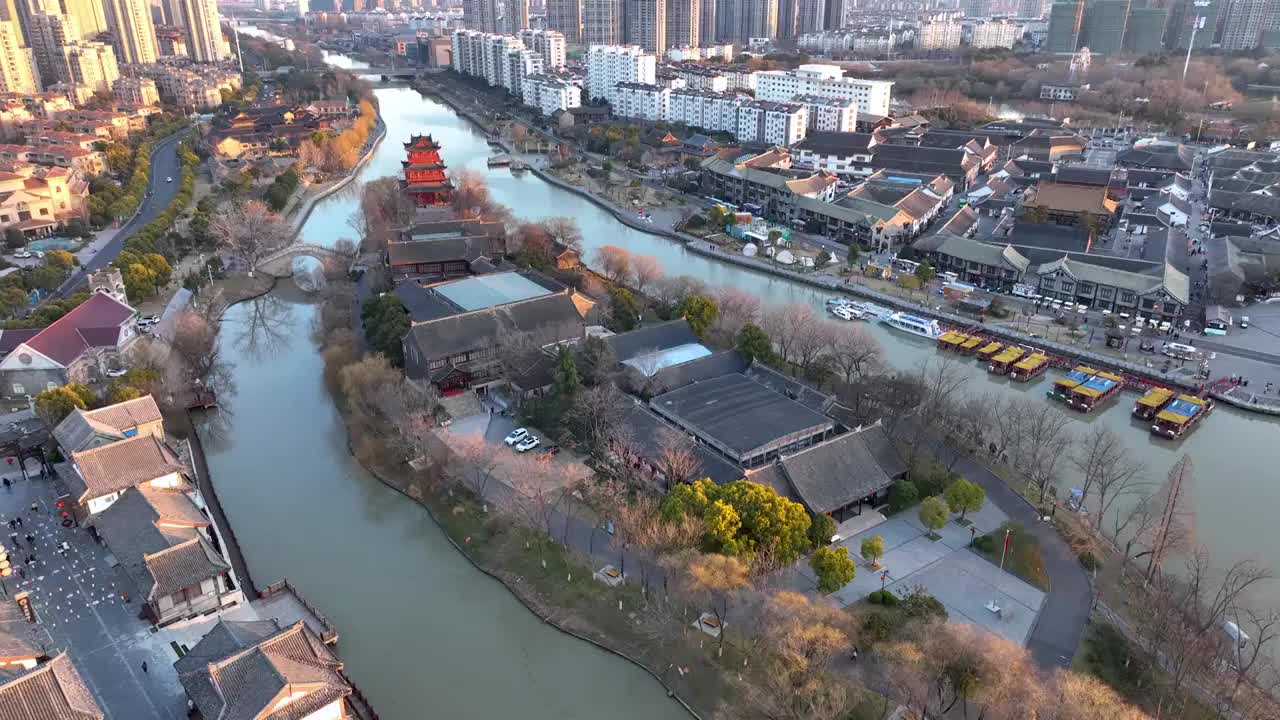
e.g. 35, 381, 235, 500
200, 35, 1280, 718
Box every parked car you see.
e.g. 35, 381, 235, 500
503, 428, 529, 446
140, 314, 159, 324
166, 176, 173, 183
32, 251, 43, 259
515, 436, 541, 453
12, 250, 30, 259
104, 368, 128, 378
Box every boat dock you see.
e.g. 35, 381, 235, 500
1152, 395, 1214, 439
1009, 353, 1049, 382
1068, 371, 1124, 413
1133, 386, 1176, 420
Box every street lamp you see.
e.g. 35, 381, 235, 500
1182, 1, 1212, 86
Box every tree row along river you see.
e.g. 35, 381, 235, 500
199, 37, 1280, 719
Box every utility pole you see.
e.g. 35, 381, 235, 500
1181, 1, 1211, 86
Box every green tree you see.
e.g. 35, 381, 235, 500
4, 227, 24, 250
815, 250, 831, 267
44, 250, 75, 272
142, 254, 172, 287
919, 496, 949, 539
361, 295, 411, 366
662, 478, 812, 564
106, 382, 142, 404
552, 343, 579, 400
703, 499, 743, 552
846, 244, 860, 267
914, 261, 937, 284
810, 546, 856, 593
608, 287, 640, 331
65, 383, 96, 409
735, 323, 774, 364
807, 512, 837, 547
888, 479, 919, 514
860, 534, 885, 567
678, 294, 718, 338
63, 219, 89, 238
34, 386, 86, 426
944, 479, 985, 523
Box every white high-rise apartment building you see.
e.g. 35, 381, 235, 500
502, 47, 542, 92
755, 64, 892, 116
0, 21, 36, 93
522, 74, 581, 115
451, 29, 486, 76
625, 0, 666, 54
113, 75, 159, 105
584, 0, 624, 44
585, 44, 655, 103
613, 81, 669, 120
795, 0, 824, 34
918, 20, 961, 48
65, 0, 107, 35
63, 40, 118, 92
176, 0, 227, 61
518, 28, 566, 68
29, 12, 78, 87
736, 100, 807, 145
668, 88, 745, 132
481, 32, 522, 85
795, 94, 855, 132
970, 19, 1019, 48
105, 0, 158, 64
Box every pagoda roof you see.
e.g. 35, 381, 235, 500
405, 134, 443, 150
403, 160, 448, 169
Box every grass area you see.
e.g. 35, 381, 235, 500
1076, 622, 1217, 720
971, 522, 1050, 592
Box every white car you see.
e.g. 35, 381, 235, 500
503, 428, 528, 446
515, 436, 541, 453
104, 368, 128, 378
166, 176, 173, 183
32, 251, 43, 259
12, 250, 30, 259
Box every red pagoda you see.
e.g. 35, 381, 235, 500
401, 134, 454, 207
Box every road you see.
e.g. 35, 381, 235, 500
48, 131, 188, 301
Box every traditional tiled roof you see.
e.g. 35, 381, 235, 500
0, 596, 42, 662
1117, 143, 1194, 171
176, 620, 349, 720
92, 483, 221, 600
144, 536, 229, 601
1027, 181, 1118, 216
778, 424, 905, 514
0, 654, 104, 720
1036, 255, 1190, 304
18, 292, 134, 367
935, 236, 1030, 273
53, 396, 161, 452
66, 434, 186, 502
605, 319, 699, 362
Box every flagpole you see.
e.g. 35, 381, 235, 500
988, 528, 1011, 615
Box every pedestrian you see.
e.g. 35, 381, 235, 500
16, 567, 23, 580
851, 646, 859, 663
28, 502, 35, 514
14, 517, 21, 528
2, 478, 9, 490
23, 534, 31, 545
141, 661, 147, 674
5, 520, 11, 530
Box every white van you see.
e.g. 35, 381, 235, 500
1012, 283, 1038, 299
1162, 342, 1197, 360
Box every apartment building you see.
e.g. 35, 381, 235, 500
585, 44, 655, 103
666, 0, 699, 49
0, 22, 36, 94
796, 94, 856, 132
584, 0, 625, 45
522, 73, 581, 115
670, 63, 728, 91
62, 41, 119, 94
755, 64, 892, 116
797, 29, 897, 54
737, 100, 807, 146
666, 43, 734, 60
502, 48, 543, 93
29, 13, 80, 88
970, 19, 1020, 48
613, 81, 669, 120
546, 0, 584, 42
518, 28, 566, 68
918, 20, 961, 48
626, 0, 667, 54
112, 76, 159, 105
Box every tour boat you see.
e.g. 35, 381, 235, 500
1151, 395, 1214, 439
987, 346, 1026, 375
1132, 386, 1176, 420
854, 302, 891, 320
959, 335, 985, 355
881, 312, 945, 340
976, 341, 1004, 362
1009, 353, 1050, 382
1068, 371, 1125, 413
937, 331, 970, 351
1049, 366, 1098, 402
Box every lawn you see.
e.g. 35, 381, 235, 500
971, 522, 1050, 591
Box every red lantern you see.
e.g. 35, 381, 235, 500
5, 458, 11, 465
55, 501, 64, 509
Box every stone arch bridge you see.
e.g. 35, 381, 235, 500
258, 243, 352, 278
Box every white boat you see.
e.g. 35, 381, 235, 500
881, 312, 945, 340
852, 302, 891, 320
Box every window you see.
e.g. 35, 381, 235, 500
1077, 282, 1094, 294
45, 382, 56, 391
200, 578, 216, 595
10, 384, 22, 395
1098, 287, 1114, 300
1120, 291, 1136, 304
429, 359, 446, 370
1041, 278, 1055, 289
1060, 282, 1075, 294
1141, 298, 1155, 309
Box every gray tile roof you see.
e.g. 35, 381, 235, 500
53, 396, 162, 454
1209, 189, 1280, 220
0, 598, 41, 662
778, 424, 906, 514
935, 236, 1030, 273
0, 654, 104, 720
1035, 255, 1190, 305
650, 373, 833, 458
604, 319, 699, 362
616, 403, 744, 485
405, 292, 584, 365
66, 434, 186, 503
386, 236, 495, 266
1117, 144, 1194, 171
177, 620, 349, 720
92, 485, 224, 600
648, 350, 749, 393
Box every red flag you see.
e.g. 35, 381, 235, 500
1003, 528, 1012, 555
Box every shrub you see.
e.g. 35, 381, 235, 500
869, 589, 899, 607
887, 480, 919, 514
811, 546, 856, 593
900, 588, 946, 620
1079, 551, 1101, 572
807, 512, 837, 547
973, 534, 996, 553
861, 612, 894, 642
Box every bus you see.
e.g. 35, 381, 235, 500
892, 258, 920, 274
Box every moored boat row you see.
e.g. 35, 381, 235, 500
1068, 371, 1125, 413
1009, 353, 1050, 382
1151, 395, 1214, 439
1133, 386, 1177, 420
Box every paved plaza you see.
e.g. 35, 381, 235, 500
0, 462, 186, 720
792, 500, 1046, 646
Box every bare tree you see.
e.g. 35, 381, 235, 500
348, 176, 413, 253
1072, 426, 1147, 532
943, 391, 993, 470
710, 286, 762, 342
650, 275, 708, 312
792, 317, 839, 374
761, 303, 817, 367
655, 427, 701, 489
1006, 399, 1074, 504
541, 216, 583, 252
828, 322, 884, 385
682, 553, 751, 655
594, 244, 633, 285
564, 383, 625, 456
631, 254, 662, 294
451, 169, 512, 224
451, 435, 502, 508
739, 591, 853, 720
211, 199, 292, 276
1143, 454, 1197, 580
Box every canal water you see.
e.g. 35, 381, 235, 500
201, 34, 1280, 717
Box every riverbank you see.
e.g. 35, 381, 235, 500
286, 117, 387, 238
